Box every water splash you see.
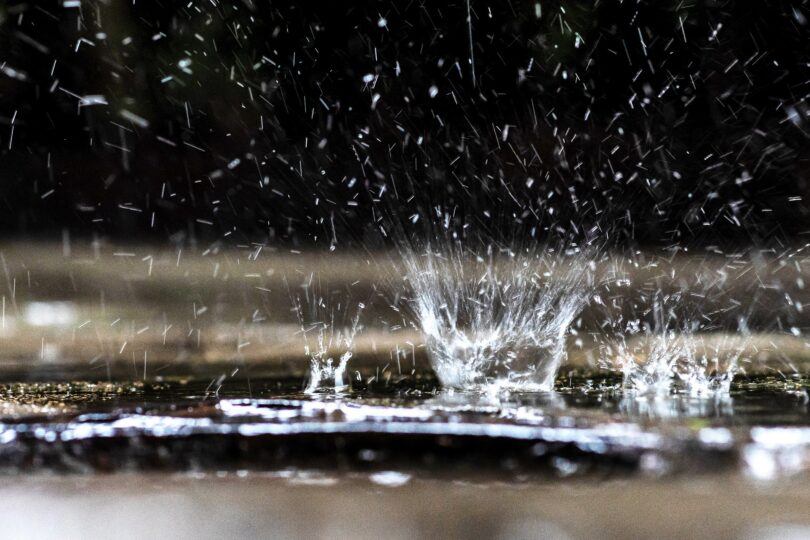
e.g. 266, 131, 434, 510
402, 243, 590, 392
672, 332, 749, 396
605, 296, 750, 397
289, 276, 365, 394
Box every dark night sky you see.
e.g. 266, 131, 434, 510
1, 0, 809, 249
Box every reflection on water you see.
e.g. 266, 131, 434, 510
0, 373, 806, 478
618, 393, 735, 419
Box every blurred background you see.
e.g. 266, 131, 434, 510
1, 0, 809, 249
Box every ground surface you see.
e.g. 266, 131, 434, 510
4, 473, 810, 540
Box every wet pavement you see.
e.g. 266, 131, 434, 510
1, 373, 809, 538
0, 373, 807, 481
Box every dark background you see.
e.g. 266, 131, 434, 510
1, 0, 809, 249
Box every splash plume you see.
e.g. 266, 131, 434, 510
402, 243, 591, 391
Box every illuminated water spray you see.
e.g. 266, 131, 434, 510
290, 277, 365, 394
403, 244, 591, 392
602, 293, 750, 397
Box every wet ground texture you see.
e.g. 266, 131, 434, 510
0, 372, 806, 481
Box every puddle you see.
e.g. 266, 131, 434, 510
0, 373, 804, 478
